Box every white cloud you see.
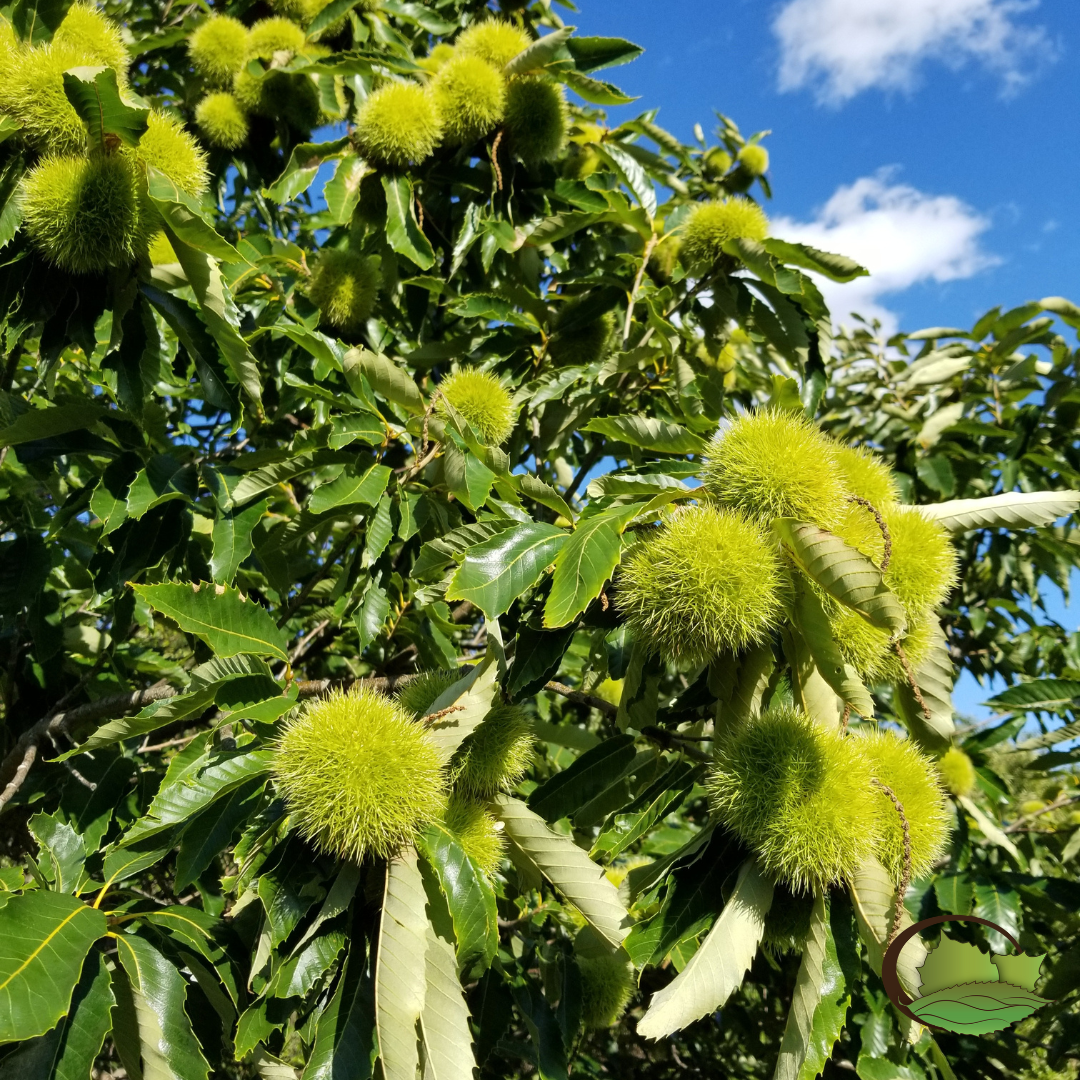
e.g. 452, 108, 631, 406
772, 173, 999, 333
773, 0, 1052, 103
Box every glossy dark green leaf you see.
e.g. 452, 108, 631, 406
27, 812, 85, 893
211, 498, 268, 584
62, 66, 148, 148
0, 892, 107, 1044
381, 173, 435, 270
308, 463, 392, 514
303, 946, 378, 1080
417, 823, 498, 977
529, 735, 637, 823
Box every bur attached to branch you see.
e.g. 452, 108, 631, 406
195, 93, 250, 150
306, 249, 382, 333
437, 367, 516, 445
432, 55, 506, 146
189, 14, 250, 86
455, 18, 532, 68
680, 196, 769, 266
578, 952, 636, 1029
355, 81, 442, 166
452, 703, 534, 800
504, 76, 567, 164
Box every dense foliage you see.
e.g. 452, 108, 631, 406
1, 1, 1079, 1079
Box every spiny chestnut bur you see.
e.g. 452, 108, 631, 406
305, 249, 381, 333
617, 504, 785, 667
354, 81, 442, 166
938, 745, 977, 798
879, 505, 958, 617
858, 727, 951, 883
0, 42, 101, 155
436, 366, 516, 446
272, 686, 446, 863
761, 882, 815, 956
417, 42, 455, 73
832, 604, 937, 683
432, 55, 506, 146
54, 2, 129, 74
549, 305, 616, 367
455, 18, 531, 69
504, 76, 568, 164
396, 669, 459, 719
679, 196, 768, 266
189, 14, 249, 86
234, 18, 320, 130
832, 442, 900, 508
21, 153, 140, 274
737, 143, 769, 176
452, 703, 534, 800
708, 705, 878, 892
247, 16, 308, 58
195, 93, 250, 150
443, 793, 505, 878
577, 952, 636, 1029
702, 409, 847, 528
136, 111, 209, 196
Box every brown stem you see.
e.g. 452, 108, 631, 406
491, 129, 504, 192
623, 232, 660, 346
893, 641, 932, 720
841, 703, 851, 735
871, 779, 912, 946
421, 704, 466, 726
848, 495, 892, 571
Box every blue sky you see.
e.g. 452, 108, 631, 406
569, 0, 1078, 338
566, 0, 1078, 720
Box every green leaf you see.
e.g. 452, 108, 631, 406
973, 880, 1020, 953
506, 624, 576, 701
159, 217, 262, 409
10, 0, 72, 44
423, 655, 501, 764
528, 734, 637, 822
444, 522, 567, 622
591, 761, 696, 863
893, 621, 955, 750
544, 506, 638, 628
0, 154, 25, 250
308, 463, 392, 514
516, 473, 575, 523
0, 949, 114, 1080
762, 238, 869, 283
595, 142, 657, 217
908, 982, 1044, 1035
120, 747, 275, 845
268, 927, 346, 999
324, 154, 372, 225
100, 839, 177, 895
920, 490, 1080, 533
492, 795, 629, 948
211, 498, 268, 584
150, 169, 242, 263
504, 26, 575, 74
113, 932, 210, 1080
566, 36, 644, 73
344, 348, 424, 414
27, 812, 85, 894
442, 436, 497, 512
934, 874, 975, 915
637, 858, 773, 1039
560, 69, 637, 105
132, 581, 289, 660
263, 136, 350, 202
0, 893, 107, 1044
355, 581, 390, 648
375, 851, 427, 1080
848, 855, 926, 998
417, 919, 475, 1080
303, 948, 377, 1080
774, 518, 907, 635
790, 578, 874, 718
987, 678, 1080, 713
416, 824, 498, 977
580, 414, 704, 454
125, 455, 198, 520
773, 894, 855, 1080
0, 403, 102, 448
174, 779, 265, 891
62, 66, 148, 148
381, 173, 435, 270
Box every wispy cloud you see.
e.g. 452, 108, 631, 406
773, 173, 1000, 333
773, 0, 1054, 104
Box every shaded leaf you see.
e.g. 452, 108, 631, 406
581, 414, 704, 454
303, 946, 377, 1080
381, 173, 434, 270
417, 920, 474, 1080
62, 66, 148, 148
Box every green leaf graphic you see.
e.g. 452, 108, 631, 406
909, 981, 1044, 1034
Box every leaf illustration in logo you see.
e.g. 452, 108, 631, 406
990, 952, 1046, 992
916, 934, 999, 995
908, 981, 1045, 1034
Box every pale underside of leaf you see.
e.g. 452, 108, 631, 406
422, 653, 500, 764
773, 894, 827, 1080
637, 858, 773, 1040
894, 621, 955, 749
375, 850, 428, 1080
919, 490, 1080, 533
417, 923, 474, 1080
774, 518, 906, 635
492, 795, 629, 949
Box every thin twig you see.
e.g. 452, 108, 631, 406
623, 232, 660, 346
545, 681, 617, 718
893, 641, 932, 720
872, 779, 912, 946
1004, 793, 1080, 833
848, 496, 892, 571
